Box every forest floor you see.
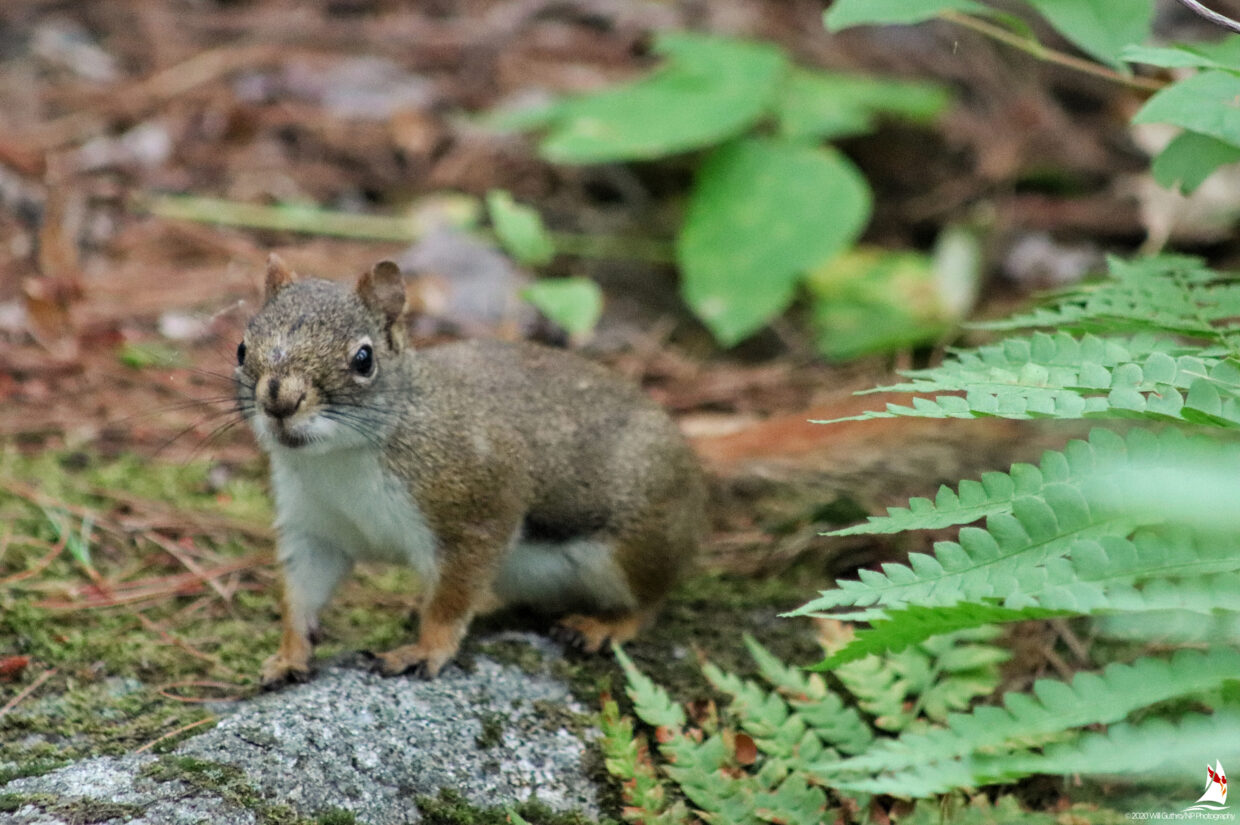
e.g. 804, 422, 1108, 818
1, 0, 1234, 821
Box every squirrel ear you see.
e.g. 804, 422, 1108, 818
265, 253, 296, 301
357, 261, 408, 344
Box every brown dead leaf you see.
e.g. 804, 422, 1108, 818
0, 655, 31, 681
733, 732, 757, 766
22, 275, 82, 356
653, 725, 676, 745
813, 618, 856, 655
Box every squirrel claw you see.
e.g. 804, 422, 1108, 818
554, 613, 644, 654
259, 658, 311, 690
369, 646, 444, 679
548, 623, 593, 652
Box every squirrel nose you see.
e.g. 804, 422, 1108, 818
261, 376, 306, 420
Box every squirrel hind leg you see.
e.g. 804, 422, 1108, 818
554, 610, 650, 654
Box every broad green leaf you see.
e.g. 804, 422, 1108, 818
678, 138, 871, 346
1124, 37, 1240, 71
775, 68, 950, 141
805, 249, 950, 360
1151, 130, 1240, 194
486, 190, 554, 266
1121, 44, 1235, 71
825, 0, 986, 30
521, 277, 603, 337
806, 228, 979, 360
529, 32, 788, 163
1134, 70, 1240, 148
1024, 0, 1153, 68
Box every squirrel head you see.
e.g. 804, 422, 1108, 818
236, 255, 410, 453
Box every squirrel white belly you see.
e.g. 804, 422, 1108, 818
237, 255, 706, 685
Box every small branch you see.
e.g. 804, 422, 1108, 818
1175, 0, 1240, 34
0, 667, 57, 721
939, 10, 1166, 93
135, 716, 216, 753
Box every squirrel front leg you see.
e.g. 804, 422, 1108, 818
261, 536, 353, 687
373, 519, 513, 679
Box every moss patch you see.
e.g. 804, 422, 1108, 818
417, 788, 609, 825
1, 446, 837, 824
0, 759, 67, 784
0, 791, 144, 822
142, 755, 344, 825
474, 710, 506, 749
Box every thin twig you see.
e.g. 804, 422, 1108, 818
1175, 0, 1240, 34
91, 484, 274, 542
0, 479, 122, 538
0, 536, 66, 585
33, 553, 266, 610
146, 533, 234, 606
1049, 618, 1091, 665
134, 612, 242, 677
134, 716, 216, 754
156, 680, 244, 703
0, 667, 57, 721
939, 10, 1166, 92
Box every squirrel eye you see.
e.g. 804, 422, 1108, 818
236, 341, 247, 366
351, 344, 374, 377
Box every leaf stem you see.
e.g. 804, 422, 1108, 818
938, 10, 1165, 93
138, 193, 674, 264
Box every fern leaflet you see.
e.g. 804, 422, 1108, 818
826, 709, 1240, 798
815, 648, 1240, 784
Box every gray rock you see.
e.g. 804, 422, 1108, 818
1, 634, 600, 824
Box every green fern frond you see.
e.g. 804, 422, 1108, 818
798, 471, 1240, 623
791, 486, 1139, 620
826, 708, 1240, 798
821, 570, 1240, 667
599, 698, 689, 824
972, 254, 1240, 345
742, 635, 873, 755
823, 254, 1240, 426
818, 602, 1069, 667
818, 525, 1240, 664
831, 428, 1139, 537
617, 647, 834, 825
858, 708, 1240, 799
823, 333, 1240, 426
704, 662, 830, 765
614, 645, 686, 730
985, 708, 1240, 785
832, 628, 1006, 732
1095, 608, 1240, 644
816, 647, 1240, 787
836, 427, 1240, 538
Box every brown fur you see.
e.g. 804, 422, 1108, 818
239, 260, 706, 685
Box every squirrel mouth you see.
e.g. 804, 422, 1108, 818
268, 419, 310, 449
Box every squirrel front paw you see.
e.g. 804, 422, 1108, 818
259, 653, 311, 689
369, 643, 454, 679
